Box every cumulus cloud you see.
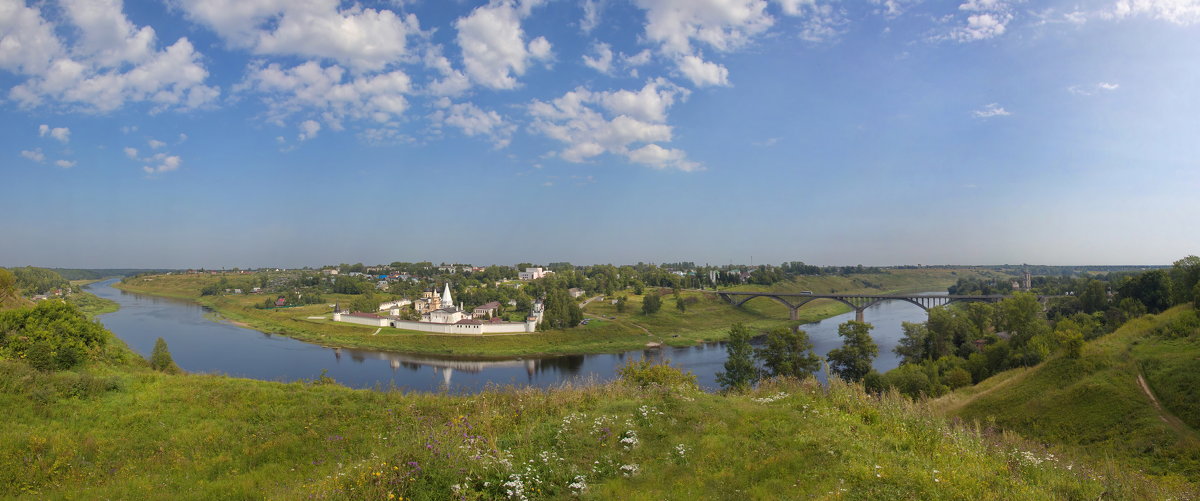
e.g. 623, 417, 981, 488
581, 0, 604, 32
631, 0, 776, 87
528, 79, 699, 171
583, 42, 614, 73
938, 0, 1014, 42
55, 159, 76, 168
972, 102, 1011, 118
775, 0, 847, 41
148, 138, 166, 149
173, 0, 421, 72
240, 60, 411, 129
454, 0, 553, 90
20, 148, 45, 163
2, 0, 219, 112
429, 99, 516, 148
1107, 0, 1200, 24
676, 54, 729, 87
143, 153, 182, 174
123, 146, 138, 159
38, 124, 70, 142
423, 45, 471, 97
298, 119, 321, 141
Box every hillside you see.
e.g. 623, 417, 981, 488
932, 305, 1200, 483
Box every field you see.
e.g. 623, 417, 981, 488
113, 269, 986, 358
0, 349, 1182, 500
931, 305, 1200, 482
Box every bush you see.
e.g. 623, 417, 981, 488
617, 359, 697, 390
641, 293, 661, 315
0, 301, 108, 371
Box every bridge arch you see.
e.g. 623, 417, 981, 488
734, 294, 795, 310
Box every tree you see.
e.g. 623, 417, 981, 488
995, 293, 1050, 347
0, 268, 15, 301
150, 337, 180, 373
616, 297, 627, 313
1171, 255, 1200, 306
1118, 270, 1173, 313
716, 323, 758, 391
893, 321, 931, 364
641, 293, 662, 315
632, 280, 645, 295
1078, 279, 1108, 314
542, 287, 583, 329
826, 321, 878, 383
349, 293, 378, 313
675, 295, 687, 313
756, 327, 820, 379
1194, 281, 1200, 307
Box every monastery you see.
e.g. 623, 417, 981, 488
334, 283, 542, 334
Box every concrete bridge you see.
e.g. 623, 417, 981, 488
712, 291, 1052, 322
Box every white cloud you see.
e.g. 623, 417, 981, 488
298, 119, 321, 141
940, 0, 1013, 42
632, 0, 772, 88
868, 0, 920, 18
1068, 82, 1120, 96
775, 0, 846, 41
241, 60, 411, 128
623, 49, 653, 67
581, 0, 604, 32
148, 138, 166, 149
972, 102, 1011, 118
178, 133, 188, 143
583, 42, 614, 73
454, 0, 552, 90
20, 148, 45, 163
173, 0, 421, 72
423, 46, 471, 97
55, 159, 76, 168
676, 54, 730, 87
38, 124, 70, 142
123, 146, 138, 159
528, 81, 698, 171
3, 0, 219, 112
143, 154, 181, 174
429, 100, 515, 148
1107, 0, 1200, 24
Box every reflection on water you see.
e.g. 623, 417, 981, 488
89, 279, 942, 392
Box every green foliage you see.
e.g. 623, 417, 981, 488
826, 321, 878, 382
640, 292, 661, 315
1060, 329, 1084, 359
0, 301, 108, 371
1193, 282, 1200, 308
149, 337, 179, 374
7, 267, 69, 295
1079, 279, 1108, 313
1118, 270, 1173, 313
1170, 256, 1200, 306
0, 269, 16, 301
615, 296, 627, 313
675, 294, 687, 313
716, 323, 758, 391
995, 293, 1050, 347
616, 359, 698, 390
348, 293, 378, 314
541, 287, 583, 330
755, 327, 820, 379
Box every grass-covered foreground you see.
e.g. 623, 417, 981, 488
0, 299, 1191, 499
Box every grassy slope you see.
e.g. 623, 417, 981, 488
0, 352, 1181, 500
931, 305, 1200, 483
113, 270, 976, 358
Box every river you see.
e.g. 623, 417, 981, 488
88, 280, 941, 392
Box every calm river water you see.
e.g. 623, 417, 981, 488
89, 280, 941, 392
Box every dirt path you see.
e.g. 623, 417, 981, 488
1136, 372, 1189, 432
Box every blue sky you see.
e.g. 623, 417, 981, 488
2, 0, 1198, 268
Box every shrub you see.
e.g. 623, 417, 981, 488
617, 359, 697, 390
0, 301, 108, 371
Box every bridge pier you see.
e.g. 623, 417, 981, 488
855, 308, 865, 323
789, 307, 799, 321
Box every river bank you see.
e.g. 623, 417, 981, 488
112, 269, 969, 358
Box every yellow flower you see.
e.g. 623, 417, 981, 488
388, 494, 395, 499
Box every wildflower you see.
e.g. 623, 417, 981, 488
620, 464, 640, 477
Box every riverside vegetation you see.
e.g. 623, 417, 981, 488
0, 298, 1189, 499
113, 266, 983, 358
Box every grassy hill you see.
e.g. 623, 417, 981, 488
931, 305, 1200, 483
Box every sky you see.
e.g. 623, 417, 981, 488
2, 0, 1199, 269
